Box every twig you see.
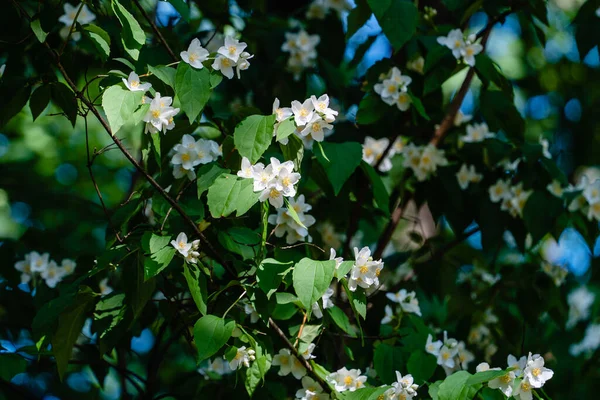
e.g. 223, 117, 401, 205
59, 2, 84, 55
131, 0, 178, 61
294, 311, 308, 348
268, 317, 331, 393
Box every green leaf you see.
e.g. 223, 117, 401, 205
175, 62, 212, 123
478, 198, 504, 252
480, 90, 524, 143
280, 134, 304, 171
340, 386, 389, 400
466, 369, 511, 385
51, 289, 96, 381
0, 353, 27, 381
292, 258, 336, 310
51, 83, 78, 127
256, 258, 294, 299
193, 315, 235, 362
148, 64, 176, 88
347, 0, 371, 39
143, 246, 176, 280
245, 355, 271, 396
207, 174, 260, 218
373, 343, 404, 384
141, 232, 172, 254
367, 0, 418, 51
0, 84, 31, 128
284, 197, 307, 229
408, 92, 430, 120
168, 0, 190, 21
326, 306, 356, 337
475, 54, 513, 100
407, 351, 437, 383
357, 93, 386, 125
127, 255, 156, 317
438, 371, 475, 400
275, 118, 296, 142
84, 25, 111, 61
197, 163, 230, 197
335, 260, 354, 279
361, 162, 390, 214
523, 191, 563, 245
101, 85, 144, 134
314, 141, 363, 195
30, 85, 51, 121
94, 293, 128, 354
30, 19, 48, 42
233, 114, 277, 164
112, 0, 146, 60
344, 282, 367, 319
183, 263, 208, 315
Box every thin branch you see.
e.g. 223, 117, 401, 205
268, 317, 331, 393
294, 311, 308, 348
59, 2, 84, 55
131, 0, 178, 61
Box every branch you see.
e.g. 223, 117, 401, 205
268, 317, 331, 393
131, 0, 178, 62
12, 0, 234, 277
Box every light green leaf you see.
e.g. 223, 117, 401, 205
84, 25, 111, 61
141, 232, 171, 254
233, 114, 277, 164
284, 197, 307, 229
175, 62, 212, 123
148, 65, 176, 88
292, 258, 336, 310
438, 371, 475, 400
335, 261, 354, 279
31, 19, 48, 43
314, 141, 363, 195
235, 178, 261, 217
275, 118, 296, 142
466, 369, 511, 385
112, 0, 146, 60
193, 315, 235, 362
143, 246, 176, 280
101, 85, 144, 134
344, 281, 367, 320
256, 258, 294, 299
245, 355, 271, 396
367, 0, 418, 51
183, 263, 208, 315
207, 174, 260, 218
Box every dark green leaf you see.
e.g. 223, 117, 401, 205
84, 25, 111, 61
361, 162, 390, 215
257, 258, 294, 299
326, 306, 356, 337
374, 343, 404, 383
30, 85, 51, 121
292, 258, 336, 310
184, 263, 208, 315
523, 191, 563, 245
315, 141, 363, 195
51, 83, 78, 127
357, 93, 387, 124
346, 0, 371, 39
148, 65, 176, 88
175, 62, 213, 123
367, 0, 418, 51
0, 354, 27, 381
193, 315, 235, 362
407, 351, 437, 383
197, 163, 230, 197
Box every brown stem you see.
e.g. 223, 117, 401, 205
131, 0, 178, 62
294, 311, 308, 348
268, 317, 331, 393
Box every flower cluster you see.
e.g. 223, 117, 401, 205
402, 143, 449, 181
384, 372, 419, 400
268, 195, 316, 244
382, 289, 422, 324
468, 309, 500, 362
477, 352, 554, 400
237, 157, 300, 209
229, 346, 256, 370
362, 136, 404, 173
170, 134, 221, 180
123, 71, 152, 93
346, 247, 384, 292
171, 232, 200, 264
426, 331, 474, 375
326, 367, 367, 392
272, 348, 307, 379
566, 286, 595, 329
312, 286, 334, 318
374, 67, 413, 111
181, 37, 254, 79
14, 252, 76, 288
143, 92, 181, 135
437, 29, 483, 66
59, 2, 96, 41
564, 176, 600, 222
198, 357, 234, 379
272, 94, 338, 149
295, 376, 329, 400
456, 164, 483, 190
281, 30, 320, 80
306, 0, 352, 20
461, 122, 496, 143
489, 181, 532, 218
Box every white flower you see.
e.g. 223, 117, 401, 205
229, 346, 255, 370
425, 334, 443, 356
507, 354, 527, 376
456, 164, 482, 190
461, 39, 483, 66
547, 180, 564, 198
406, 56, 425, 74
310, 94, 338, 123
583, 179, 600, 204
489, 179, 512, 203
456, 341, 474, 369
523, 353, 553, 388
275, 167, 301, 197
272, 348, 306, 379
59, 3, 96, 26
389, 67, 412, 90
513, 378, 534, 400
30, 251, 50, 273
301, 343, 317, 360
244, 302, 260, 323
99, 277, 113, 296
381, 305, 394, 324
300, 114, 333, 142
172, 144, 199, 171
437, 345, 458, 369
291, 99, 315, 126
143, 93, 180, 134
385, 371, 419, 399
173, 164, 196, 180
570, 323, 600, 356
539, 137, 552, 159
217, 36, 248, 63
235, 52, 254, 79
326, 367, 367, 392
306, 2, 328, 20
259, 187, 284, 208
566, 286, 595, 329
273, 98, 293, 122
362, 136, 392, 172
325, 0, 352, 14
252, 164, 274, 192
395, 92, 412, 111
171, 232, 192, 256
122, 71, 152, 92
61, 259, 76, 275
295, 376, 329, 400
476, 362, 490, 372
41, 260, 65, 288
329, 248, 343, 269
386, 289, 421, 316
374, 79, 400, 102
463, 123, 495, 143
454, 110, 472, 126
348, 246, 383, 292
180, 38, 210, 69
14, 254, 33, 285
212, 55, 235, 79
237, 157, 255, 178
195, 139, 219, 164
488, 370, 516, 397
437, 29, 465, 58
